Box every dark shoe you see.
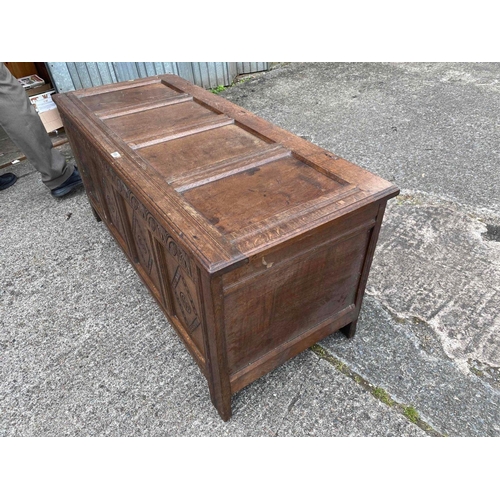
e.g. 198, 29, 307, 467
0, 173, 18, 191
51, 167, 83, 198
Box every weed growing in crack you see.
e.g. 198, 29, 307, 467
373, 387, 394, 406
403, 406, 419, 423
210, 85, 226, 94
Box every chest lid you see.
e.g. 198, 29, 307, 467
55, 74, 399, 273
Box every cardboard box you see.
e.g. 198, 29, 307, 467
29, 90, 63, 133
37, 107, 64, 133
26, 83, 53, 97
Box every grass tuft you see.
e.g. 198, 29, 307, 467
403, 406, 420, 423
373, 387, 394, 407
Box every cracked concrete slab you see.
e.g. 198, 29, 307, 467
318, 190, 500, 437
276, 357, 425, 437
369, 193, 500, 373
320, 293, 500, 437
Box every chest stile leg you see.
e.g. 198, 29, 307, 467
341, 201, 388, 339
198, 268, 232, 421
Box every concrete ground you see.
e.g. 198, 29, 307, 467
1, 62, 499, 436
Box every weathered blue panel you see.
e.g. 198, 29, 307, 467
47, 62, 269, 93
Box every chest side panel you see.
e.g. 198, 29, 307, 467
221, 204, 378, 378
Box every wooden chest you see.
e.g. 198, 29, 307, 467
54, 74, 399, 421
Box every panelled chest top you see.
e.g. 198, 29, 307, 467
54, 74, 399, 274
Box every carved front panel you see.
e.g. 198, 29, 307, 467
131, 209, 154, 275
172, 266, 201, 334
108, 175, 204, 356
161, 249, 204, 356
100, 173, 124, 236
120, 194, 162, 296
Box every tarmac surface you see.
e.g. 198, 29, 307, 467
1, 62, 499, 436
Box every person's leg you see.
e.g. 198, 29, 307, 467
0, 64, 74, 189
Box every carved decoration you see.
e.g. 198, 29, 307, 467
132, 211, 154, 273
172, 266, 200, 333
101, 160, 194, 279
101, 174, 121, 231
160, 231, 193, 279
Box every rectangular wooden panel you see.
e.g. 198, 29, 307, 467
183, 154, 352, 234
225, 227, 371, 374
138, 124, 269, 183
80, 81, 182, 114
54, 74, 399, 421
104, 100, 218, 143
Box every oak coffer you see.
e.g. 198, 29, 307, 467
54, 74, 399, 421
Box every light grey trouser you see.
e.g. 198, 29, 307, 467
0, 63, 73, 189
